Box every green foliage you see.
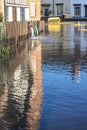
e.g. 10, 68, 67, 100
0, 44, 10, 58
41, 10, 43, 14
0, 13, 3, 22
48, 10, 52, 14
2, 35, 6, 43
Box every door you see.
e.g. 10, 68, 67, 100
85, 6, 87, 17
44, 9, 49, 16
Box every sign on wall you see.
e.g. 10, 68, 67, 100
30, 3, 35, 16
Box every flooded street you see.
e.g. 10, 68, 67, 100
0, 22, 87, 130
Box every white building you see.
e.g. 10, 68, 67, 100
41, 0, 87, 18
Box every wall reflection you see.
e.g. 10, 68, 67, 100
0, 40, 42, 130
25, 40, 42, 130
0, 59, 9, 130
42, 24, 87, 83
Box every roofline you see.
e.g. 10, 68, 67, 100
5, 3, 30, 8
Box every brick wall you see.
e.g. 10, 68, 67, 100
29, 0, 41, 21
0, 0, 4, 17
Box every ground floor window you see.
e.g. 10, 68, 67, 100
20, 7, 25, 20
5, 6, 9, 21
85, 6, 87, 17
74, 5, 81, 17
44, 8, 49, 16
5, 6, 12, 21
41, 4, 51, 16
5, 6, 28, 22
56, 4, 63, 15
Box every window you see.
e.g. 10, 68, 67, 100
41, 4, 50, 16
44, 9, 49, 16
74, 4, 81, 17
20, 7, 25, 20
5, 6, 9, 21
5, 6, 13, 21
56, 4, 63, 15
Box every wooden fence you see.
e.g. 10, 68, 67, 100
6, 21, 28, 44
6, 20, 45, 44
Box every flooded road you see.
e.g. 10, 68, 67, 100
0, 22, 87, 130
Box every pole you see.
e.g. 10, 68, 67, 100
4, 0, 6, 22
4, 0, 6, 43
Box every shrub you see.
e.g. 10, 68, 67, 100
0, 13, 3, 22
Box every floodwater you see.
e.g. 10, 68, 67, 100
0, 22, 87, 130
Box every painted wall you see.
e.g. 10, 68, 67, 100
41, 0, 71, 17
54, 0, 71, 16
41, 0, 87, 18
71, 0, 87, 17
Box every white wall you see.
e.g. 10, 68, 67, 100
41, 0, 87, 17
41, 0, 71, 16
8, 7, 13, 21
71, 0, 87, 17
17, 7, 20, 21
25, 8, 29, 21
54, 0, 71, 15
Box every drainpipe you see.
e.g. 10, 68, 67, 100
4, 0, 6, 21
4, 0, 6, 42
53, 0, 54, 16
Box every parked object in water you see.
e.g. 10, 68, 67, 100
34, 25, 38, 36
48, 17, 60, 24
30, 25, 38, 37
30, 25, 35, 37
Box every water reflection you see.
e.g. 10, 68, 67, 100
26, 40, 42, 130
48, 24, 60, 32
1, 22, 87, 130
42, 23, 87, 83
39, 23, 87, 130
0, 40, 42, 130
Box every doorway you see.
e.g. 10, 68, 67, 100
85, 6, 87, 17
44, 9, 49, 16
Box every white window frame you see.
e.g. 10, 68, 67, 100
56, 4, 63, 15
74, 5, 81, 17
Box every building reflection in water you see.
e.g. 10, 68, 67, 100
26, 40, 42, 130
0, 40, 42, 130
71, 27, 81, 83
0, 59, 8, 130
42, 23, 87, 83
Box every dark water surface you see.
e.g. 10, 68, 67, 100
0, 23, 87, 130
